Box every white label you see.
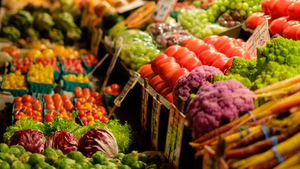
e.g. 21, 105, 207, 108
245, 19, 270, 58
164, 104, 185, 169
152, 0, 177, 22
151, 96, 161, 150
141, 87, 149, 131
114, 71, 140, 107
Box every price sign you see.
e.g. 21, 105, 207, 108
203, 146, 228, 169
114, 71, 140, 107
152, 0, 178, 22
141, 86, 149, 131
245, 19, 270, 58
164, 104, 185, 169
151, 95, 161, 150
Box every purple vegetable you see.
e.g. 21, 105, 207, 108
172, 66, 224, 106
78, 128, 118, 159
187, 80, 255, 138
9, 129, 45, 154
45, 131, 78, 155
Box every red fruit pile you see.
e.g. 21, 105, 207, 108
44, 110, 73, 123
83, 54, 98, 66
104, 84, 122, 95
13, 95, 43, 122
11, 58, 34, 73
73, 87, 103, 106
44, 94, 74, 112
61, 58, 85, 73
35, 58, 59, 71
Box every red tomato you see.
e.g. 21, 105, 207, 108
57, 105, 65, 112
206, 53, 227, 66
246, 12, 265, 30
212, 57, 230, 72
46, 115, 54, 122
44, 94, 53, 103
194, 43, 216, 56
218, 43, 237, 54
24, 102, 32, 108
176, 51, 197, 62
155, 82, 169, 93
111, 84, 122, 92
198, 50, 216, 64
262, 0, 270, 15
288, 1, 300, 20
214, 36, 231, 50
105, 86, 114, 94
65, 102, 74, 111
75, 101, 81, 108
87, 97, 96, 104
46, 103, 55, 110
182, 57, 202, 72
67, 113, 73, 118
166, 93, 173, 103
283, 21, 300, 40
268, 0, 292, 19
61, 94, 70, 101
32, 99, 40, 105
149, 75, 164, 89
91, 92, 100, 99
172, 47, 190, 61
78, 110, 86, 117
295, 27, 300, 40
269, 17, 289, 36
160, 87, 172, 98
22, 95, 33, 103
14, 97, 22, 103
139, 64, 155, 78
184, 39, 205, 55
54, 100, 63, 108
169, 68, 189, 88
182, 37, 198, 47
225, 46, 244, 58
158, 62, 181, 81
152, 57, 176, 74
15, 102, 23, 107
78, 97, 87, 104
164, 71, 176, 84
203, 35, 219, 43
14, 115, 21, 121
232, 49, 251, 60
151, 54, 168, 71
83, 88, 91, 95
164, 45, 181, 57
52, 94, 62, 102
87, 115, 94, 122
73, 87, 83, 98
33, 104, 43, 112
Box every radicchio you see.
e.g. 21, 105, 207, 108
9, 129, 45, 154
45, 131, 78, 155
78, 128, 118, 159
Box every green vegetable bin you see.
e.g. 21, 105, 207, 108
62, 76, 89, 92
81, 55, 94, 73
1, 75, 28, 96
27, 76, 55, 94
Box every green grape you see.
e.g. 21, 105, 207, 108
222, 0, 230, 6
242, 3, 249, 10
247, 10, 253, 16
212, 10, 220, 16
236, 2, 243, 10
208, 16, 216, 22
212, 4, 219, 10
230, 2, 236, 9
235, 0, 242, 3
202, 18, 209, 23
248, 1, 254, 6
240, 9, 247, 16
252, 5, 258, 12
220, 6, 227, 12
258, 5, 262, 11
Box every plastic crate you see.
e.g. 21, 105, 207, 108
81, 55, 95, 73
62, 76, 89, 92
1, 75, 29, 97
28, 76, 55, 94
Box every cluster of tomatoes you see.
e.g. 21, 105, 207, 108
104, 84, 122, 95
13, 95, 43, 122
44, 94, 74, 112
83, 54, 98, 66
11, 58, 34, 73
35, 58, 60, 71
44, 110, 73, 123
73, 87, 107, 125
60, 58, 85, 73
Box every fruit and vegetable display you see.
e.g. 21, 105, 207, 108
1, 8, 81, 44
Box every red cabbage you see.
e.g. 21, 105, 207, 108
8, 129, 45, 154
78, 128, 118, 159
45, 131, 78, 155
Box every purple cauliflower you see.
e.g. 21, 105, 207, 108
186, 80, 255, 139
172, 65, 224, 106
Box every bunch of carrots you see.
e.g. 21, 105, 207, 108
191, 75, 300, 169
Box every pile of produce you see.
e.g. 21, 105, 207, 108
1, 9, 81, 44
2, 71, 27, 90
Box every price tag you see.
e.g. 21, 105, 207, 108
152, 0, 178, 22
245, 19, 270, 58
114, 71, 140, 107
141, 86, 149, 131
151, 95, 161, 150
202, 146, 228, 169
164, 104, 185, 169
